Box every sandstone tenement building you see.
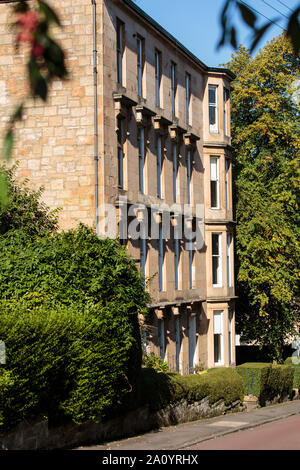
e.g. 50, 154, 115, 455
0, 0, 236, 373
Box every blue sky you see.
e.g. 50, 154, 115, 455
134, 0, 299, 67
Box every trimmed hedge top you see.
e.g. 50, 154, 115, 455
237, 363, 272, 369
120, 367, 244, 415
236, 362, 294, 405
284, 357, 300, 389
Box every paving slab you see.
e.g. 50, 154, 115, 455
75, 399, 300, 451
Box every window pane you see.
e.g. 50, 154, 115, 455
212, 234, 219, 255
211, 181, 218, 208
138, 128, 145, 193
140, 231, 146, 287
214, 311, 223, 364
210, 157, 219, 208
117, 118, 122, 144
173, 144, 177, 202
186, 73, 190, 125
210, 157, 218, 180
209, 86, 218, 132
117, 118, 123, 188
117, 21, 123, 85
159, 319, 165, 359
155, 51, 160, 107
228, 310, 233, 363
157, 136, 162, 198
214, 312, 222, 334
227, 233, 232, 287
174, 238, 179, 290
209, 86, 216, 104
212, 234, 221, 286
189, 249, 194, 289
189, 315, 197, 371
211, 180, 218, 208
209, 106, 216, 126
171, 63, 176, 117
187, 150, 191, 204
214, 334, 221, 363
118, 147, 123, 188
212, 256, 219, 285
159, 224, 164, 291
225, 159, 229, 210
175, 316, 181, 372
137, 37, 143, 96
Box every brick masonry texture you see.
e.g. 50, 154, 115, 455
0, 0, 96, 230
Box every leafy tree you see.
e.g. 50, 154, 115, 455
226, 35, 300, 362
0, 167, 151, 428
0, 164, 58, 236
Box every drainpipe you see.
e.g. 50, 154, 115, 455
92, 0, 99, 235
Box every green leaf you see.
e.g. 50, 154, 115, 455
38, 0, 61, 27
230, 27, 237, 49
3, 130, 13, 161
0, 172, 8, 207
43, 39, 68, 79
237, 2, 257, 28
286, 6, 300, 56
28, 58, 48, 101
250, 22, 273, 53
12, 103, 24, 122
13, 1, 29, 14
35, 75, 48, 101
217, 0, 232, 49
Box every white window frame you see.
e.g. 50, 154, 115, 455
228, 310, 234, 364
138, 127, 145, 194
225, 158, 230, 211
209, 85, 218, 133
174, 237, 179, 290
227, 232, 232, 288
210, 156, 220, 209
212, 233, 222, 287
214, 310, 224, 366
188, 315, 197, 373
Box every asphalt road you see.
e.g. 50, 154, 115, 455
186, 414, 300, 450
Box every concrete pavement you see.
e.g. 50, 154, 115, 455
76, 399, 300, 451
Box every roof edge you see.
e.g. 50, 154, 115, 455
121, 0, 235, 80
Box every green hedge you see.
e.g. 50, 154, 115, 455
236, 362, 294, 406
0, 171, 151, 432
120, 367, 244, 414
284, 357, 300, 389
0, 301, 145, 430
0, 225, 150, 431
